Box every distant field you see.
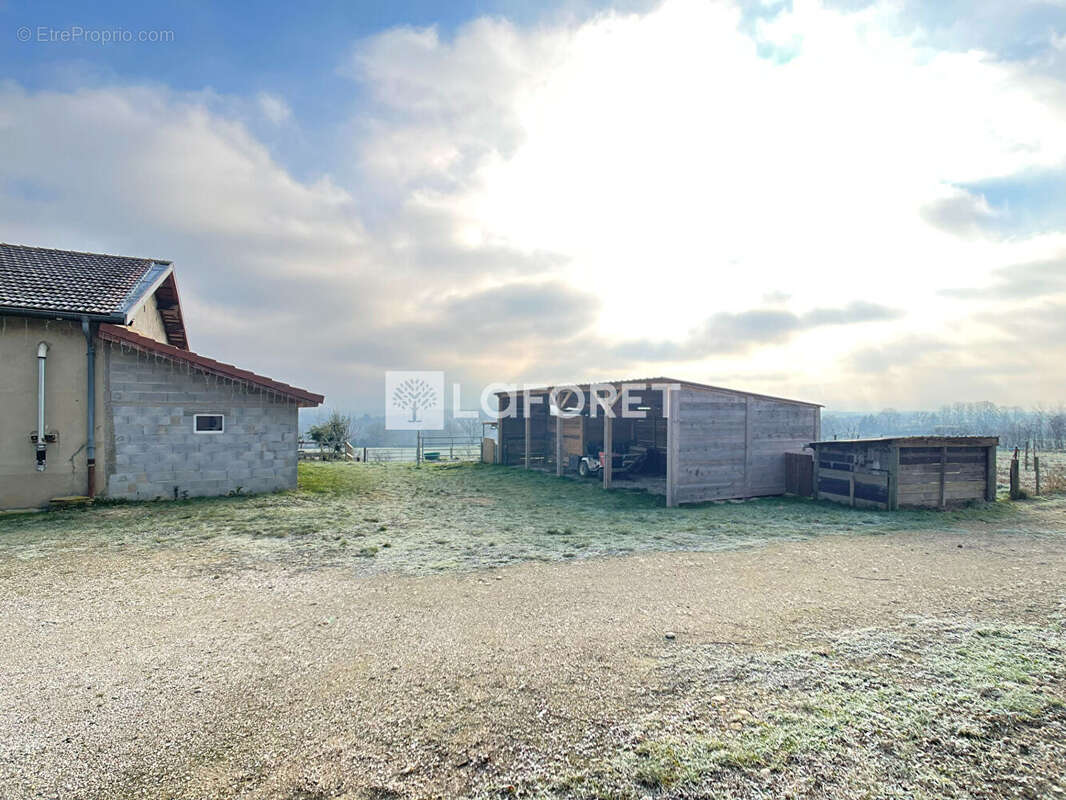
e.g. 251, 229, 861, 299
997, 448, 1066, 495
0, 461, 1059, 574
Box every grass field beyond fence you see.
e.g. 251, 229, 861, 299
2, 462, 1063, 574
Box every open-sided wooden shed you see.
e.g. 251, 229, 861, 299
810, 436, 998, 510
495, 378, 821, 506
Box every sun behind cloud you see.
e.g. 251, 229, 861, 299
2, 0, 1065, 410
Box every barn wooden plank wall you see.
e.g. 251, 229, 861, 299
898, 445, 991, 507
784, 451, 814, 497
495, 380, 821, 507
812, 437, 997, 510
673, 389, 820, 505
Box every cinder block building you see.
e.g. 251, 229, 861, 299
0, 243, 323, 509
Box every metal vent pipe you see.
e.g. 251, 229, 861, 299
36, 341, 48, 471
82, 318, 96, 497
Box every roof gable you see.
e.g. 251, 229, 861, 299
0, 242, 189, 349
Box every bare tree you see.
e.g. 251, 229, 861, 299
1049, 410, 1066, 450
451, 416, 483, 440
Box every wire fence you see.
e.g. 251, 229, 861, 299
417, 433, 481, 462
299, 435, 483, 463
298, 431, 485, 463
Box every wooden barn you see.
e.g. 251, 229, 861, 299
810, 436, 998, 510
495, 378, 821, 506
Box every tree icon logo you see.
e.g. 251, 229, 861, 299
385, 371, 445, 430
393, 377, 437, 423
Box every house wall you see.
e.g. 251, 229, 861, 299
104, 344, 299, 500
672, 389, 819, 504
0, 316, 108, 508
126, 292, 169, 344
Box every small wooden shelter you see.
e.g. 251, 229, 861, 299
495, 378, 821, 506
809, 436, 998, 510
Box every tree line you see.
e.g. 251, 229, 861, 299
307, 401, 1066, 451
822, 402, 1066, 449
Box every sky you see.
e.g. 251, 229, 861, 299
1, 0, 1065, 414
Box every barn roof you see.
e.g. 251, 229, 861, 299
496, 376, 822, 408
0, 242, 188, 348
810, 436, 998, 447
98, 324, 324, 407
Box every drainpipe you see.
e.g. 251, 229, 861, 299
82, 318, 96, 498
36, 342, 48, 471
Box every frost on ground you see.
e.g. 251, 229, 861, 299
0, 463, 1064, 799
0, 461, 1059, 574
545, 619, 1066, 800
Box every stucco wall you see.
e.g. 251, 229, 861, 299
104, 344, 299, 500
126, 292, 169, 343
0, 315, 108, 508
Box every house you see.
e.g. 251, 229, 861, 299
494, 378, 821, 506
0, 243, 323, 509
809, 436, 998, 509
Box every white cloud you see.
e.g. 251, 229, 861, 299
256, 91, 292, 124
2, 0, 1066, 410
341, 0, 1066, 405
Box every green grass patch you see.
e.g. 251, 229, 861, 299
0, 462, 1060, 576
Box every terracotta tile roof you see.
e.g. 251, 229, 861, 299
98, 324, 324, 407
0, 242, 170, 318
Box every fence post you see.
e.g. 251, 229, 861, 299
1009, 451, 1021, 500
1034, 455, 1041, 496
416, 431, 422, 465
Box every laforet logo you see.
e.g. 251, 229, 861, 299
393, 377, 438, 423
385, 371, 445, 430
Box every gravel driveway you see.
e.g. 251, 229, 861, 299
2, 511, 1065, 799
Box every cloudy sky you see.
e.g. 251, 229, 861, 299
2, 0, 1065, 413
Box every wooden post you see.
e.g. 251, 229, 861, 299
887, 445, 900, 510
416, 431, 422, 465
555, 415, 563, 476
1034, 455, 1041, 496
1009, 452, 1021, 500
1025, 440, 1030, 471
524, 414, 531, 470
938, 446, 947, 509
602, 411, 613, 489
577, 414, 586, 462
985, 446, 996, 502
666, 388, 679, 507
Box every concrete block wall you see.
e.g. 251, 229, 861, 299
104, 345, 299, 500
